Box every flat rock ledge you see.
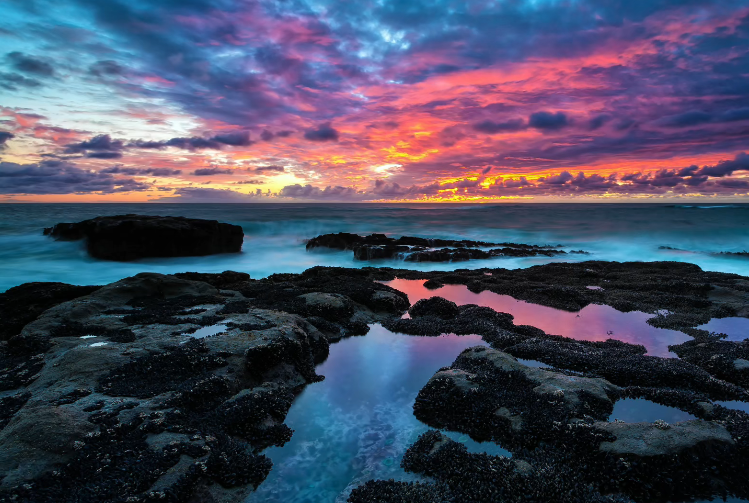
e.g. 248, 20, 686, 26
306, 232, 580, 262
44, 214, 244, 261
0, 270, 407, 502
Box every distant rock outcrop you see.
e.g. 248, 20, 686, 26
305, 232, 576, 262
44, 214, 244, 261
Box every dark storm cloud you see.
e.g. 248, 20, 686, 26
100, 166, 182, 176
279, 183, 357, 199
304, 123, 339, 142
211, 130, 253, 146
6, 52, 55, 77
472, 119, 525, 134
0, 131, 14, 149
65, 134, 124, 154
193, 167, 235, 176
130, 131, 253, 151
86, 151, 123, 159
165, 137, 223, 150
254, 165, 285, 173
528, 112, 569, 131
0, 160, 148, 194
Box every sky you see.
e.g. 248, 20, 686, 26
1, 0, 749, 202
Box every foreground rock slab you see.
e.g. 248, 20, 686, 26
0, 270, 406, 502
2, 262, 749, 503
44, 214, 244, 261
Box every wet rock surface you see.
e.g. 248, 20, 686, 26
1, 261, 749, 503
0, 270, 402, 502
306, 232, 573, 262
43, 214, 244, 261
406, 347, 749, 503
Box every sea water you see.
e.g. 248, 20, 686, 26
3, 203, 748, 502
1, 203, 748, 292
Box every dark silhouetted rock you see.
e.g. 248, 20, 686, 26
44, 214, 243, 261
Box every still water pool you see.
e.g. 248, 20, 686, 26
384, 278, 691, 357
248, 324, 509, 503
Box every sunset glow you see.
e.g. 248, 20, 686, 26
2, 0, 749, 202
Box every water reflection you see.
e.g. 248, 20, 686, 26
384, 279, 690, 357
249, 324, 508, 503
609, 398, 696, 424
697, 317, 749, 341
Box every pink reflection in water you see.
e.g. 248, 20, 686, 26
384, 279, 691, 358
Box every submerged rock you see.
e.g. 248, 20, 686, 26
44, 214, 244, 261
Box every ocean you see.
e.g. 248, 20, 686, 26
0, 202, 747, 292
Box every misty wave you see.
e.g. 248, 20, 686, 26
0, 203, 748, 292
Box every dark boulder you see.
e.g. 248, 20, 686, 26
409, 297, 460, 319
44, 214, 244, 261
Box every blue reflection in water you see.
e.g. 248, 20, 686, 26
609, 398, 696, 423
697, 317, 749, 341
248, 324, 509, 503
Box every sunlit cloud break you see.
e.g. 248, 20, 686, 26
1, 0, 749, 202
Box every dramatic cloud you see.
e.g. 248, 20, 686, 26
0, 160, 148, 194
2, 0, 749, 200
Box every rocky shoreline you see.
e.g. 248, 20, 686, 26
0, 261, 748, 502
